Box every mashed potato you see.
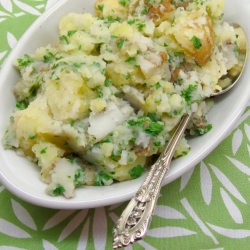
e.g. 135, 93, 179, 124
3, 0, 245, 198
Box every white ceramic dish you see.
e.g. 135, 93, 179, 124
0, 0, 249, 209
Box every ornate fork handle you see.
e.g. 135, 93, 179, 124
112, 113, 192, 249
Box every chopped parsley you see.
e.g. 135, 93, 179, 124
141, 6, 148, 15
74, 169, 85, 187
59, 35, 69, 44
137, 22, 146, 31
70, 119, 76, 127
29, 134, 37, 140
129, 165, 144, 179
194, 124, 212, 135
155, 82, 161, 89
101, 133, 113, 143
110, 149, 122, 162
144, 122, 164, 136
233, 41, 239, 57
154, 141, 162, 147
105, 16, 121, 25
128, 116, 164, 136
117, 38, 127, 49
52, 184, 65, 196
119, 0, 130, 7
195, 0, 205, 5
43, 51, 62, 63
93, 86, 103, 97
97, 4, 104, 11
67, 30, 77, 37
95, 171, 113, 186
191, 36, 202, 49
148, 112, 160, 122
17, 54, 34, 68
40, 147, 47, 154
181, 83, 198, 104
16, 100, 28, 110
68, 154, 78, 164
127, 18, 137, 25
104, 78, 112, 86
125, 56, 137, 66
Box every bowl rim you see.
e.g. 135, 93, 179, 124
0, 0, 249, 209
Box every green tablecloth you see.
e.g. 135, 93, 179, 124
0, 1, 250, 249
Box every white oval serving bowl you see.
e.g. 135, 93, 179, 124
0, 0, 249, 209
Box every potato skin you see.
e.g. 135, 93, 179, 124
173, 11, 215, 66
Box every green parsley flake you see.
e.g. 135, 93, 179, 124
117, 38, 127, 49
40, 147, 47, 154
104, 78, 112, 86
17, 54, 34, 67
181, 84, 198, 104
67, 30, 77, 37
29, 135, 36, 140
125, 57, 137, 66
155, 82, 161, 89
43, 52, 62, 63
129, 165, 144, 179
59, 35, 69, 44
141, 6, 148, 15
144, 122, 164, 136
194, 124, 212, 135
128, 116, 164, 136
16, 100, 27, 110
52, 184, 65, 196
97, 4, 104, 11
74, 169, 85, 187
119, 0, 130, 7
127, 19, 136, 25
137, 22, 146, 31
95, 172, 113, 186
191, 36, 202, 49
93, 86, 104, 97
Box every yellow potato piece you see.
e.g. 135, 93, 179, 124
45, 71, 94, 121
173, 11, 215, 65
95, 0, 128, 19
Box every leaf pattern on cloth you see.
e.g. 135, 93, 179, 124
0, 51, 7, 61
0, 0, 250, 249
232, 129, 243, 155
220, 188, 243, 224
0, 0, 13, 12
147, 226, 196, 238
11, 199, 37, 230
7, 32, 17, 49
210, 164, 247, 204
200, 162, 213, 205
180, 166, 195, 191
0, 185, 5, 193
181, 198, 219, 245
154, 205, 186, 220
137, 241, 157, 250
93, 208, 107, 250
12, 0, 41, 16
42, 240, 58, 250
207, 223, 250, 239
43, 210, 76, 230
76, 219, 90, 250
245, 124, 250, 141
58, 210, 88, 242
0, 218, 31, 238
226, 156, 250, 175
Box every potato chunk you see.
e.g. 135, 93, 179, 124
147, 0, 175, 24
95, 0, 128, 19
173, 10, 215, 65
